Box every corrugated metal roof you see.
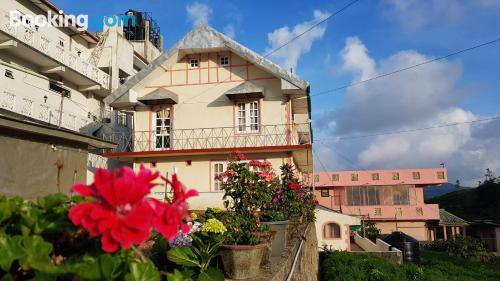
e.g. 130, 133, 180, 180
439, 209, 468, 226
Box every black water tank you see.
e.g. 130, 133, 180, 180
382, 231, 420, 264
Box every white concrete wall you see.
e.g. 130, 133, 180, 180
316, 208, 361, 251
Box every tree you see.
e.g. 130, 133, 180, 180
455, 179, 461, 189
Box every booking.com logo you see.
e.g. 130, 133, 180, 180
9, 10, 137, 31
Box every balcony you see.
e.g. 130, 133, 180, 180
102, 123, 312, 153
0, 10, 110, 90
0, 89, 108, 134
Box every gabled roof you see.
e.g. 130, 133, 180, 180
137, 88, 179, 105
104, 23, 309, 106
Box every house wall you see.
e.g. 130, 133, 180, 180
133, 151, 292, 210
315, 208, 361, 251
0, 128, 87, 199
376, 221, 429, 241
133, 51, 290, 135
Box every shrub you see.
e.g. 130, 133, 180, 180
421, 236, 486, 258
360, 220, 381, 241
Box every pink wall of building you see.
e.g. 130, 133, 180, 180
313, 168, 447, 222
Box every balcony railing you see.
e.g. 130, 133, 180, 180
0, 10, 110, 89
102, 123, 311, 153
341, 204, 440, 221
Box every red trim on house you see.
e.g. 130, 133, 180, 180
146, 77, 276, 89
103, 144, 311, 158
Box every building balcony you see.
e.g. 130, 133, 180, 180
0, 89, 109, 134
340, 204, 440, 221
0, 10, 110, 90
102, 123, 312, 154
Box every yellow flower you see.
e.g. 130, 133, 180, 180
190, 212, 198, 220
200, 218, 227, 234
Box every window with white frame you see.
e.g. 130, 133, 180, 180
236, 100, 259, 133
212, 161, 227, 192
116, 111, 128, 127
189, 58, 199, 68
220, 56, 229, 66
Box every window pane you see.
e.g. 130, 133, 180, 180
393, 185, 410, 205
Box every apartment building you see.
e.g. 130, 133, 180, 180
314, 168, 448, 241
0, 0, 162, 182
103, 23, 313, 209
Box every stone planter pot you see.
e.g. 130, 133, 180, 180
220, 243, 268, 279
262, 220, 289, 258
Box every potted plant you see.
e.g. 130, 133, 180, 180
217, 153, 272, 279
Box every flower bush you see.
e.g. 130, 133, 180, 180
219, 154, 273, 245
0, 165, 198, 281
279, 163, 316, 222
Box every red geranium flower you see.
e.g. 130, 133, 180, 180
153, 174, 198, 240
68, 164, 198, 253
289, 183, 301, 190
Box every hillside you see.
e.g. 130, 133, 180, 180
424, 183, 472, 199
428, 180, 500, 223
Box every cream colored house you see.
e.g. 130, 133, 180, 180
0, 0, 163, 182
103, 23, 313, 209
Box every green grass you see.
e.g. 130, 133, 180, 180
319, 250, 500, 281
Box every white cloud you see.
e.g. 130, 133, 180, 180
223, 24, 236, 38
316, 37, 500, 186
186, 2, 213, 26
382, 0, 500, 30
265, 10, 330, 71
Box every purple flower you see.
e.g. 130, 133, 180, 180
297, 191, 305, 198
276, 189, 283, 194
169, 231, 193, 247
272, 197, 279, 203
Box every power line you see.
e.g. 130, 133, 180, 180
314, 116, 500, 141
263, 0, 362, 58
181, 0, 361, 104
305, 36, 500, 98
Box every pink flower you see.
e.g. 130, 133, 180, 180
226, 169, 236, 175
234, 150, 247, 161
272, 197, 279, 203
249, 160, 262, 167
276, 189, 283, 194
261, 161, 272, 167
68, 165, 198, 253
258, 171, 275, 181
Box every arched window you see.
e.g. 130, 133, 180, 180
323, 223, 341, 239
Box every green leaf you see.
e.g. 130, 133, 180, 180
0, 274, 15, 281
0, 235, 24, 271
37, 194, 68, 210
76, 254, 123, 281
18, 235, 54, 272
198, 268, 224, 281
166, 269, 190, 281
167, 247, 201, 268
125, 262, 160, 281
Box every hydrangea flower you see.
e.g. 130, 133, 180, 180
200, 218, 227, 234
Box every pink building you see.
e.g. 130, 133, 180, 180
313, 168, 447, 241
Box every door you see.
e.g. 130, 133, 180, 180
154, 108, 171, 150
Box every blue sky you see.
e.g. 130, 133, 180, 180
53, 0, 500, 185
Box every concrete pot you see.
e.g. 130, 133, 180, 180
263, 220, 289, 258
220, 243, 268, 279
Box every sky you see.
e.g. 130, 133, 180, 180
52, 0, 500, 186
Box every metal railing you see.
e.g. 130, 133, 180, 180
102, 123, 311, 153
0, 10, 110, 89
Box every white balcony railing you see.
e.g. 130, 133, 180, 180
102, 123, 312, 153
0, 89, 106, 135
0, 10, 110, 89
